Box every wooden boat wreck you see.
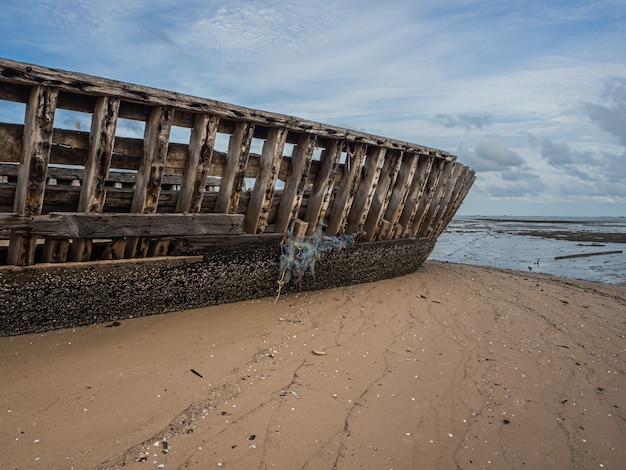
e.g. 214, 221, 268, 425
0, 58, 474, 336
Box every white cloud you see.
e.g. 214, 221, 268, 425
1, 0, 625, 216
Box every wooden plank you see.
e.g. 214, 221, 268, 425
78, 97, 121, 212
42, 239, 70, 263
148, 239, 170, 257
0, 58, 456, 160
410, 158, 445, 237
378, 219, 391, 239
130, 105, 175, 214
7, 85, 58, 266
70, 96, 120, 262
98, 239, 127, 260
417, 162, 457, 238
361, 150, 402, 242
555, 250, 623, 260
244, 127, 288, 234
392, 223, 403, 239
0, 163, 216, 188
325, 142, 367, 236
3, 213, 244, 238
11, 86, 58, 215
398, 155, 433, 237
0, 212, 29, 229
291, 218, 309, 239
126, 105, 174, 258
434, 169, 475, 238
379, 152, 419, 240
0, 123, 23, 162
273, 134, 316, 234
214, 121, 255, 214
169, 233, 283, 255
428, 163, 464, 240
0, 81, 30, 103
303, 139, 343, 235
344, 146, 386, 234
175, 114, 219, 213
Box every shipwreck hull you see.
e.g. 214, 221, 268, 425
0, 237, 435, 336
0, 59, 474, 335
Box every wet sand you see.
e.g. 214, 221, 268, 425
1, 260, 625, 469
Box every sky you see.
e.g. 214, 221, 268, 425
1, 0, 625, 217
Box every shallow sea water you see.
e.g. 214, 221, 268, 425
430, 216, 626, 285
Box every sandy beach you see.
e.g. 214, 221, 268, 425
1, 260, 624, 469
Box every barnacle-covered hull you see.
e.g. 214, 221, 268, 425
0, 236, 436, 336
0, 59, 474, 335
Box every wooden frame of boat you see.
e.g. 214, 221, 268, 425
0, 58, 474, 335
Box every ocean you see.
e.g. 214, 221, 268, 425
430, 216, 626, 286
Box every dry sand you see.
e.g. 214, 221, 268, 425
1, 260, 625, 470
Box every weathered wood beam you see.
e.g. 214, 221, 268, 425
0, 212, 28, 229
428, 163, 464, 239
344, 146, 386, 234
244, 128, 288, 234
11, 87, 58, 215
398, 155, 433, 238
273, 134, 316, 235
303, 139, 343, 235
291, 218, 309, 239
1, 212, 244, 238
434, 169, 475, 239
70, 96, 120, 262
325, 143, 367, 236
169, 233, 283, 255
97, 239, 127, 261
126, 105, 174, 258
410, 158, 445, 237
7, 85, 58, 266
131, 105, 175, 214
0, 123, 23, 162
0, 80, 30, 103
77, 96, 121, 212
361, 150, 402, 242
417, 161, 456, 238
42, 239, 70, 263
215, 122, 255, 214
379, 152, 419, 240
175, 114, 219, 213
